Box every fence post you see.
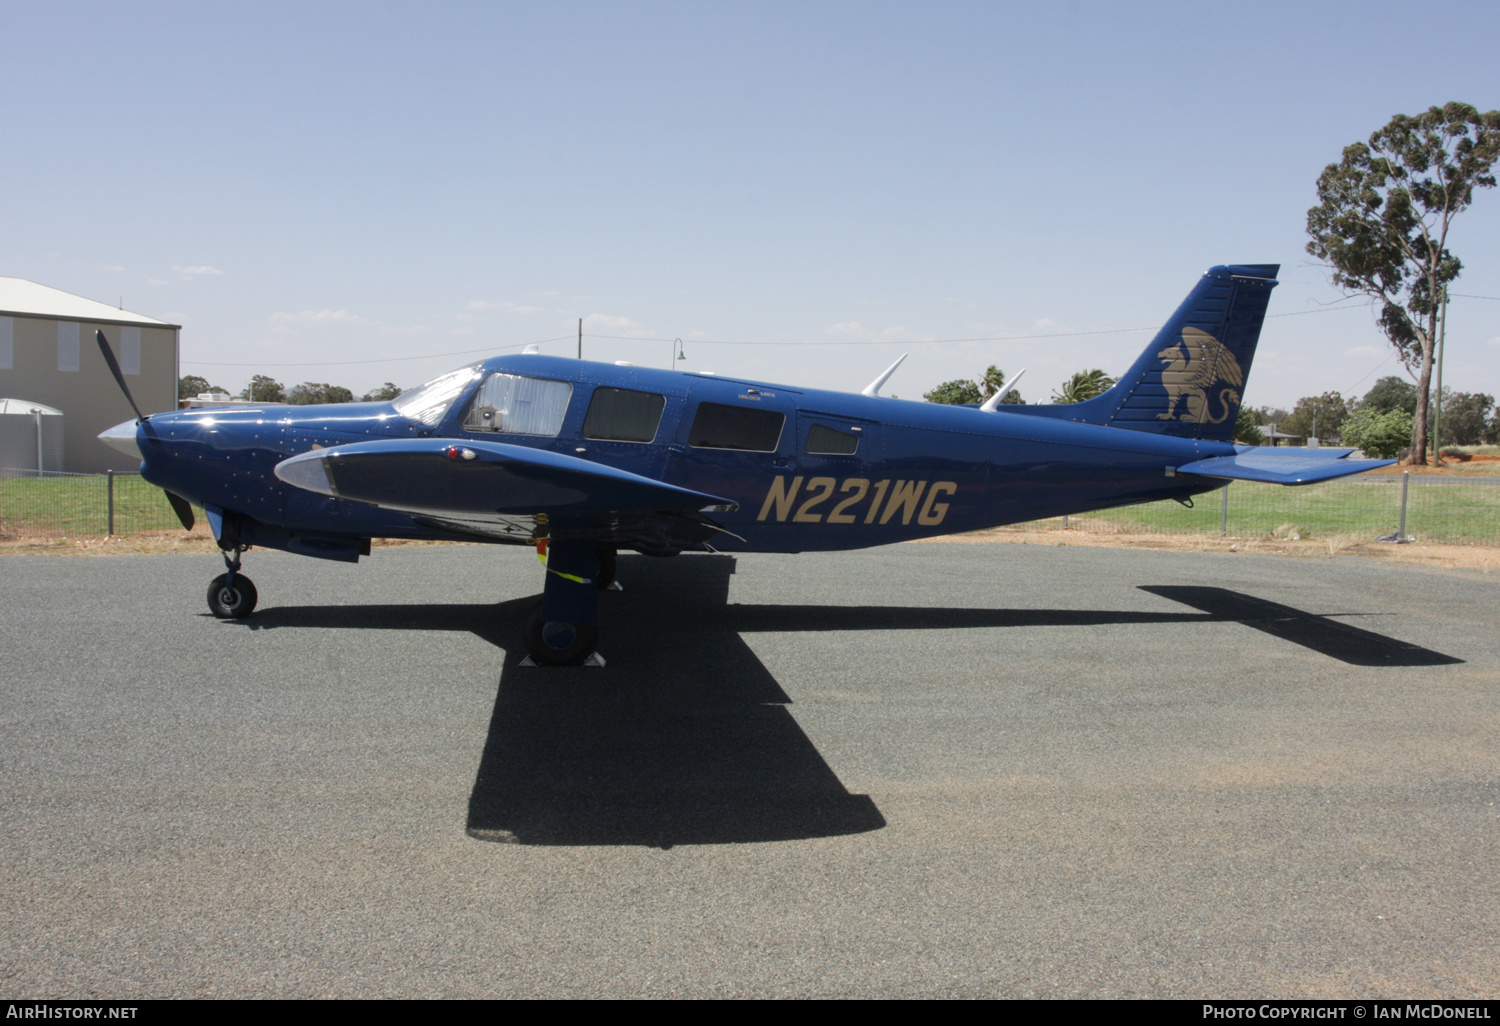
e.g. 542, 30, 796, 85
1220, 484, 1229, 536
106, 470, 115, 536
1398, 471, 1409, 542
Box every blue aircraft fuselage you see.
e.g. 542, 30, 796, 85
133, 354, 1235, 558
100, 264, 1398, 662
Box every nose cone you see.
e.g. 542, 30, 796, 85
99, 419, 143, 459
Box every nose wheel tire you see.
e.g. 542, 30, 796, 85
207, 574, 258, 619
524, 606, 599, 666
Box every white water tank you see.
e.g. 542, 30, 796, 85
0, 399, 65, 476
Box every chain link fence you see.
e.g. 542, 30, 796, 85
2, 467, 1497, 547
1049, 473, 1500, 547
0, 469, 202, 540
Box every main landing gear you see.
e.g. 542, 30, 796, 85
523, 541, 615, 667
206, 545, 258, 619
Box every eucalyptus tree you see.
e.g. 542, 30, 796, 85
1306, 102, 1500, 464
240, 374, 286, 403
925, 366, 1022, 405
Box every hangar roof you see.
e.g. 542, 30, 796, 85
0, 276, 179, 328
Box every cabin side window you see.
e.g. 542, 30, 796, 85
582, 387, 667, 443
805, 423, 859, 455
687, 402, 785, 452
462, 373, 572, 436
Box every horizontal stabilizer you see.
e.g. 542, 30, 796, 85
275, 438, 737, 517
1175, 451, 1396, 485
1246, 445, 1357, 460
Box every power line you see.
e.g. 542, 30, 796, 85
1451, 293, 1500, 301
179, 298, 1372, 369
584, 300, 1368, 348
1344, 352, 1397, 396
183, 335, 576, 368
584, 326, 1158, 347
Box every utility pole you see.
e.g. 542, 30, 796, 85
1433, 288, 1447, 461
577, 318, 582, 360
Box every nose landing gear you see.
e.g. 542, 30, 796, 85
207, 545, 257, 619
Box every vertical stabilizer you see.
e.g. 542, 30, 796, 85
1037, 265, 1278, 442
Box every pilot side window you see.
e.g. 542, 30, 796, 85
688, 402, 785, 452
805, 423, 859, 455
582, 387, 666, 443
462, 373, 572, 436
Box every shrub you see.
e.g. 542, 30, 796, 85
1341, 406, 1413, 459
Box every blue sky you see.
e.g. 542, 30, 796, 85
4, 1, 1497, 409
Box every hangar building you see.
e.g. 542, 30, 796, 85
0, 277, 180, 473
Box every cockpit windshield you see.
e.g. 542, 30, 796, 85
390, 365, 482, 427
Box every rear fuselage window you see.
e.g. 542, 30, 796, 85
462, 373, 572, 436
688, 402, 785, 452
583, 387, 666, 443
806, 423, 859, 455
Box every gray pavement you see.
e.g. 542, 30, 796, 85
0, 542, 1496, 998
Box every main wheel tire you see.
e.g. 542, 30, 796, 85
207, 573, 258, 619
524, 607, 599, 666
595, 548, 618, 591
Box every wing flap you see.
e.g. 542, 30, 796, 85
275, 438, 737, 518
1176, 451, 1396, 485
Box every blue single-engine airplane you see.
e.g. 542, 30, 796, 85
98, 264, 1392, 665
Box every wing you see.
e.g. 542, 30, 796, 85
1175, 449, 1395, 485
275, 438, 737, 550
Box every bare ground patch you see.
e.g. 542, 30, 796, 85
918, 525, 1500, 574
4, 524, 1495, 574
0, 527, 470, 557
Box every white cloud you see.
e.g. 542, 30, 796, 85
1488, 335, 1500, 347
1343, 345, 1382, 358
1033, 318, 1063, 331
172, 265, 223, 277
826, 320, 873, 338
104, 264, 124, 272
271, 309, 375, 326
584, 313, 645, 334
146, 278, 171, 285
466, 300, 542, 314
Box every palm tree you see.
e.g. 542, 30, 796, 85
1052, 369, 1116, 404
979, 366, 1007, 401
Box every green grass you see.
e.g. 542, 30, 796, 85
3, 471, 1496, 546
1058, 478, 1500, 546
0, 474, 200, 538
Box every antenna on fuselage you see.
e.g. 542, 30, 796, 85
862, 353, 908, 397
523, 344, 540, 354
979, 368, 1027, 412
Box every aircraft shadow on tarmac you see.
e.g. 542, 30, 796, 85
240, 555, 1460, 847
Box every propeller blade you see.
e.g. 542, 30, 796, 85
96, 330, 147, 423
164, 491, 195, 532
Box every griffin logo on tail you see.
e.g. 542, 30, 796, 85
1157, 327, 1243, 424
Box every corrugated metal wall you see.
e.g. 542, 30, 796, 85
0, 409, 65, 476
